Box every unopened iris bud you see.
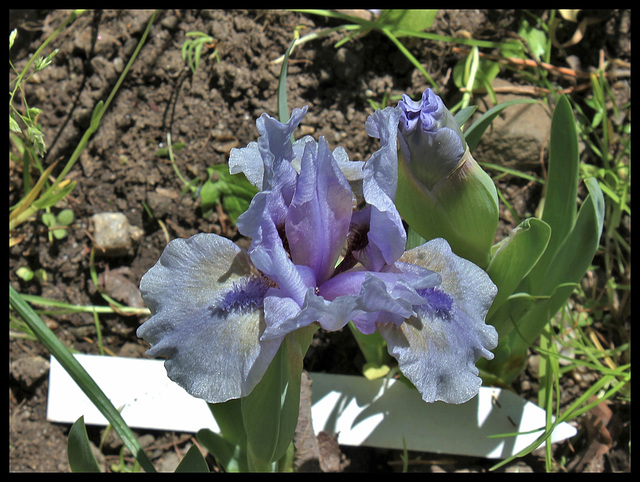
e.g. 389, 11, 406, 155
395, 89, 499, 268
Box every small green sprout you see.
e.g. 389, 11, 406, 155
16, 266, 35, 282
15, 266, 49, 283
42, 208, 74, 240
181, 31, 219, 75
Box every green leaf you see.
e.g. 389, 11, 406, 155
9, 113, 22, 133
486, 217, 551, 320
527, 95, 580, 290
463, 98, 539, 152
32, 180, 76, 210
198, 177, 221, 215
241, 335, 303, 469
196, 428, 247, 473
222, 194, 251, 223
489, 178, 603, 384
42, 212, 56, 227
16, 266, 35, 282
240, 325, 314, 470
174, 444, 210, 473
68, 416, 101, 472
539, 177, 604, 303
454, 105, 478, 129
452, 57, 500, 94
378, 9, 438, 34
57, 208, 75, 225
517, 18, 548, 61
542, 95, 580, 243
207, 397, 246, 448
9, 28, 17, 49
52, 228, 69, 240
200, 164, 257, 222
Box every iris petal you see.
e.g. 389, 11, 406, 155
261, 266, 440, 340
377, 238, 498, 404
359, 106, 406, 270
137, 233, 284, 403
285, 137, 353, 284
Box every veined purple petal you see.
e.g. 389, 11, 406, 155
261, 265, 440, 340
136, 233, 284, 403
377, 238, 498, 404
285, 137, 353, 284
245, 222, 316, 306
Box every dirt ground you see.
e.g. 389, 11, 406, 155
9, 9, 630, 472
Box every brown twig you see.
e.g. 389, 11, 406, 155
453, 46, 596, 80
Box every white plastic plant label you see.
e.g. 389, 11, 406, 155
47, 354, 576, 459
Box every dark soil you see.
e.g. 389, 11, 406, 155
9, 9, 630, 472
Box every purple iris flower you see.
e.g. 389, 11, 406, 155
137, 105, 498, 405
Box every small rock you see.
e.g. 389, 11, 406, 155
475, 78, 552, 171
100, 267, 145, 308
10, 355, 50, 390
118, 342, 147, 358
146, 188, 179, 219
526, 354, 541, 380
91, 212, 144, 257
156, 450, 182, 473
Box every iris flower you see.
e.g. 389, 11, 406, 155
137, 104, 498, 405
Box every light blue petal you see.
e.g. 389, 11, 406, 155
364, 106, 402, 201
358, 106, 407, 270
378, 238, 498, 404
137, 233, 284, 403
257, 106, 307, 192
229, 141, 264, 188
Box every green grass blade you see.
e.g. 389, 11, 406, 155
381, 27, 438, 91
9, 285, 156, 473
277, 32, 299, 124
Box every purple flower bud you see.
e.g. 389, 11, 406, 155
397, 89, 466, 190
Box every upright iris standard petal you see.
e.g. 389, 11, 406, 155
256, 106, 308, 191
377, 238, 498, 404
285, 137, 354, 284
351, 106, 406, 271
137, 233, 285, 403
